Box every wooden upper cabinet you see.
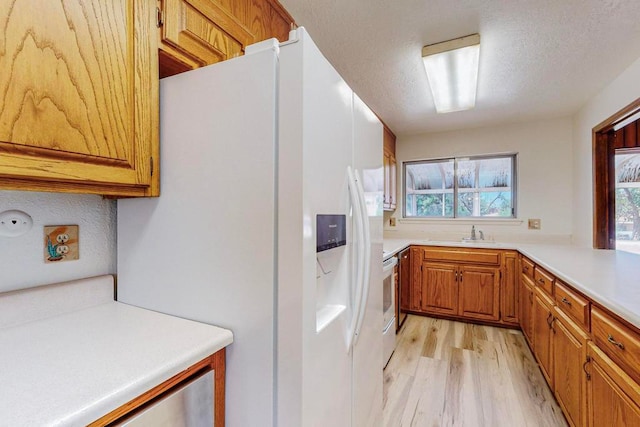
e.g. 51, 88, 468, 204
0, 0, 159, 196
159, 0, 251, 74
158, 0, 295, 78
383, 126, 396, 211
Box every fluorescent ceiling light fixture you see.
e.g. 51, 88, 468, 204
422, 34, 480, 114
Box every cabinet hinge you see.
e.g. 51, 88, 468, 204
150, 156, 154, 176
156, 6, 164, 28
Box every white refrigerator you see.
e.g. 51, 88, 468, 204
117, 27, 383, 427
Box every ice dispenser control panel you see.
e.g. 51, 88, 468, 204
316, 215, 346, 252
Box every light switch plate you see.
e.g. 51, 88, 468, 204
528, 219, 541, 230
44, 225, 79, 263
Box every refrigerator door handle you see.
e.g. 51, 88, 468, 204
346, 166, 365, 352
352, 169, 371, 346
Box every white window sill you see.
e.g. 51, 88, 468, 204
399, 218, 524, 226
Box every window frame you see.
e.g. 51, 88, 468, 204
403, 153, 518, 219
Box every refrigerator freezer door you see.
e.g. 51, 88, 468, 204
278, 28, 354, 427
117, 48, 278, 427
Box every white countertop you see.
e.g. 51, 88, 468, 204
383, 238, 640, 329
0, 301, 233, 426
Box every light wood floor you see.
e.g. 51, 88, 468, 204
383, 315, 568, 427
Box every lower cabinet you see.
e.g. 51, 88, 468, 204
520, 273, 535, 347
553, 308, 589, 427
90, 349, 226, 426
416, 260, 500, 322
587, 342, 640, 427
458, 264, 500, 321
533, 288, 555, 386
501, 251, 519, 324
420, 262, 458, 316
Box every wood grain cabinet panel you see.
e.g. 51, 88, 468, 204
555, 280, 590, 330
520, 274, 535, 347
421, 262, 458, 316
587, 343, 640, 427
591, 307, 640, 385
553, 308, 589, 427
422, 247, 501, 266
533, 287, 555, 386
534, 266, 555, 296
0, 0, 158, 196
159, 0, 295, 78
501, 251, 519, 324
383, 126, 396, 211
160, 0, 251, 69
409, 247, 423, 311
458, 264, 500, 321
521, 256, 535, 280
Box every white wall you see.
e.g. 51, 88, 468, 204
572, 56, 640, 247
385, 117, 574, 243
0, 191, 116, 292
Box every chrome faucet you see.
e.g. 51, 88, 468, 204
470, 225, 484, 241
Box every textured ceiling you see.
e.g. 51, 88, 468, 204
278, 0, 640, 136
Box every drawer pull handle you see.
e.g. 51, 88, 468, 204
561, 297, 572, 306
607, 335, 625, 350
538, 278, 545, 285
547, 312, 553, 329
524, 266, 529, 271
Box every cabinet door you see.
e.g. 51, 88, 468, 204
421, 262, 458, 316
409, 248, 422, 311
160, 0, 252, 70
383, 151, 391, 209
553, 308, 589, 427
520, 274, 535, 347
501, 252, 519, 324
458, 265, 500, 321
534, 288, 555, 386
399, 249, 411, 311
0, 1, 158, 196
389, 153, 397, 209
587, 343, 640, 427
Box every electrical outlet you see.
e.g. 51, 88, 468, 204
0, 210, 33, 237
528, 219, 541, 230
44, 225, 79, 263
389, 217, 397, 227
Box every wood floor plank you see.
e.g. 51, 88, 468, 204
400, 356, 448, 426
383, 370, 415, 427
384, 315, 568, 427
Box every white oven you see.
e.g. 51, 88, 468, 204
382, 256, 397, 367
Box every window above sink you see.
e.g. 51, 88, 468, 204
403, 154, 517, 219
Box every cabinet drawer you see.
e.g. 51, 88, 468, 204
592, 307, 640, 384
554, 280, 589, 330
422, 247, 501, 266
533, 266, 554, 296
521, 257, 535, 280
